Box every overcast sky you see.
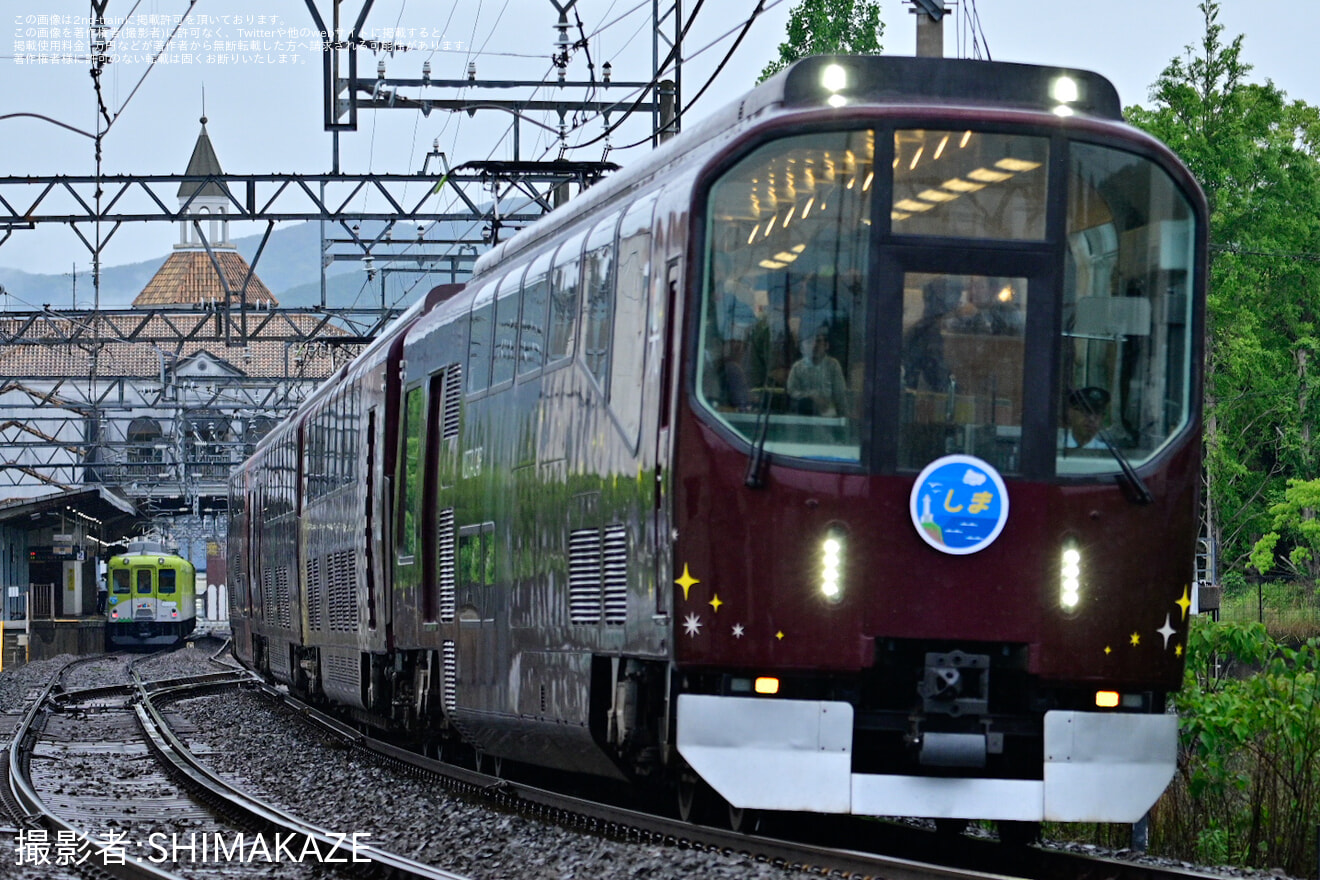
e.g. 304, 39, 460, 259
3, 0, 1317, 277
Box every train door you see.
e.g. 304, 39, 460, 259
654, 255, 682, 621
365, 407, 380, 632
133, 566, 157, 624
456, 521, 496, 708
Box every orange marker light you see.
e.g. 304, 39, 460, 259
754, 677, 780, 695
1095, 690, 1120, 708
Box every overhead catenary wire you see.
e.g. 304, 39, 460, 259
544, 0, 710, 157
608, 0, 767, 152
373, 0, 782, 306
554, 0, 786, 156
102, 0, 201, 133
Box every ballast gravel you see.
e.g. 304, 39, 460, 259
172, 686, 796, 880
2, 643, 1309, 880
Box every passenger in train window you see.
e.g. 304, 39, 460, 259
703, 335, 751, 411
787, 326, 849, 417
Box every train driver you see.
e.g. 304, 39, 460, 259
1062, 386, 1111, 450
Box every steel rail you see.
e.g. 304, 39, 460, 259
253, 683, 1008, 880
5, 657, 184, 880
251, 680, 1235, 880
132, 671, 471, 880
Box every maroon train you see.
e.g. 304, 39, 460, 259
229, 55, 1207, 832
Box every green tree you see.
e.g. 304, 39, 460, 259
1251, 478, 1320, 582
1126, 1, 1320, 578
1161, 618, 1320, 874
758, 0, 884, 83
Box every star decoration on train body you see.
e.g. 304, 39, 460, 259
1129, 632, 1141, 647
709, 594, 723, 613
1157, 614, 1177, 649
731, 623, 745, 638
1175, 585, 1192, 620
683, 613, 702, 637
676, 565, 699, 601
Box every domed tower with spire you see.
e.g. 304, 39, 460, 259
134, 116, 276, 309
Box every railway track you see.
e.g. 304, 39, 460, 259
239, 680, 1229, 880
3, 648, 1229, 880
3, 650, 470, 880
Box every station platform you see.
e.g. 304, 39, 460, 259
24, 618, 105, 661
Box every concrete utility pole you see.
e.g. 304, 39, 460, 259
911, 0, 946, 58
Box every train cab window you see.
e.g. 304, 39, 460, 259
112, 569, 130, 594
492, 269, 522, 387
519, 252, 553, 376
898, 273, 1028, 471
1057, 142, 1197, 475
159, 569, 177, 594
136, 570, 152, 594
892, 130, 1049, 241
698, 129, 873, 464
467, 282, 495, 394
581, 212, 620, 389
548, 232, 585, 364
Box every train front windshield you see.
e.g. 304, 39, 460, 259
697, 125, 1198, 477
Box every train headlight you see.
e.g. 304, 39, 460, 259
1060, 546, 1082, 610
821, 63, 849, 108
821, 63, 848, 92
1051, 75, 1079, 117
820, 533, 845, 602
1050, 75, 1079, 104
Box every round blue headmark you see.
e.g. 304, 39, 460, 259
909, 454, 1010, 555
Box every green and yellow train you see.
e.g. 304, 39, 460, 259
106, 540, 197, 647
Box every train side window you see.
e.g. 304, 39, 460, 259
112, 570, 130, 594
136, 570, 152, 594
519, 252, 553, 377
159, 569, 177, 594
581, 213, 620, 388
397, 385, 424, 563
467, 282, 495, 394
611, 194, 657, 443
548, 232, 585, 364
492, 269, 522, 387
458, 521, 496, 594
345, 393, 360, 485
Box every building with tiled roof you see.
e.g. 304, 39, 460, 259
134, 250, 277, 308
0, 119, 350, 512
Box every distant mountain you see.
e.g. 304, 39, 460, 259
0, 259, 167, 310
0, 215, 495, 311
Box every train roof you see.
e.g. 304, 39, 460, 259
473, 55, 1121, 278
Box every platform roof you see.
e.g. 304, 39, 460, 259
0, 486, 140, 534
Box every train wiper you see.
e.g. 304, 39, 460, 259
744, 388, 773, 488
1095, 427, 1153, 504
1071, 389, 1152, 505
